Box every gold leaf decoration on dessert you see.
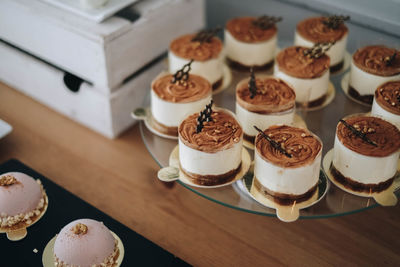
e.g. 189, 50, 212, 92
0, 175, 18, 186
254, 125, 292, 158
303, 42, 335, 59
252, 15, 282, 30
337, 116, 400, 157
196, 100, 214, 133
375, 81, 400, 115
322, 15, 350, 29
191, 27, 222, 44
248, 68, 257, 99
255, 125, 322, 168
339, 119, 377, 147
71, 223, 88, 235
171, 59, 193, 85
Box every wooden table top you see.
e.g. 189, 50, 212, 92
1, 82, 399, 266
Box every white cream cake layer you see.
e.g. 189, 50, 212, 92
332, 134, 399, 184
274, 64, 329, 103
349, 60, 400, 96
224, 30, 277, 66
371, 98, 400, 129
168, 51, 224, 85
235, 103, 294, 137
294, 31, 348, 67
151, 90, 212, 127
254, 147, 321, 195
178, 138, 243, 176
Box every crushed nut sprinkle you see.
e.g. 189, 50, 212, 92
72, 223, 88, 235
0, 175, 18, 186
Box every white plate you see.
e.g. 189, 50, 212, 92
0, 119, 12, 139
40, 0, 139, 23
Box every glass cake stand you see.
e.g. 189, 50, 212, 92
139, 65, 400, 219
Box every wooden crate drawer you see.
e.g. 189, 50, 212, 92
0, 41, 164, 138
0, 0, 204, 93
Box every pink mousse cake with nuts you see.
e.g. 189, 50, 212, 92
54, 218, 120, 267
0, 172, 46, 230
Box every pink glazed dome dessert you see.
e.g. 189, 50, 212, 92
54, 219, 120, 267
0, 172, 46, 230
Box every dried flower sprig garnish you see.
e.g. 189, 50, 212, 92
252, 15, 282, 30
191, 27, 221, 44
322, 15, 350, 29
196, 100, 214, 133
248, 68, 257, 99
339, 119, 377, 147
0, 174, 18, 186
384, 52, 397, 66
303, 42, 335, 59
254, 126, 292, 158
171, 59, 194, 84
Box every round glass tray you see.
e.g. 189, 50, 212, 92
139, 66, 400, 219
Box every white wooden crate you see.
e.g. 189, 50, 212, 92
0, 41, 164, 138
0, 0, 204, 94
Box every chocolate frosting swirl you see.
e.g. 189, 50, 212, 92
179, 109, 243, 153
297, 17, 348, 43
170, 34, 223, 61
353, 45, 400, 76
276, 46, 330, 79
337, 116, 400, 157
226, 17, 277, 43
256, 125, 322, 168
375, 81, 400, 115
236, 76, 295, 114
152, 73, 211, 103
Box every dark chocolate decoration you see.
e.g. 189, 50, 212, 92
191, 27, 221, 44
248, 68, 257, 99
254, 125, 292, 158
339, 119, 378, 147
252, 15, 282, 30
303, 42, 335, 59
171, 59, 194, 84
196, 100, 214, 133
384, 52, 397, 66
322, 15, 350, 29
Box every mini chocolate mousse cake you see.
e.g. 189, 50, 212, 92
253, 125, 322, 205
371, 81, 400, 128
54, 219, 120, 267
0, 172, 47, 231
349, 45, 400, 105
168, 30, 224, 90
225, 16, 280, 70
295, 15, 349, 72
236, 74, 296, 143
274, 46, 330, 108
331, 116, 400, 193
178, 103, 243, 186
151, 71, 212, 137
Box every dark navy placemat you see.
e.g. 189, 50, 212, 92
0, 159, 190, 267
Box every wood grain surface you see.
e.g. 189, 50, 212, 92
1, 82, 399, 266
